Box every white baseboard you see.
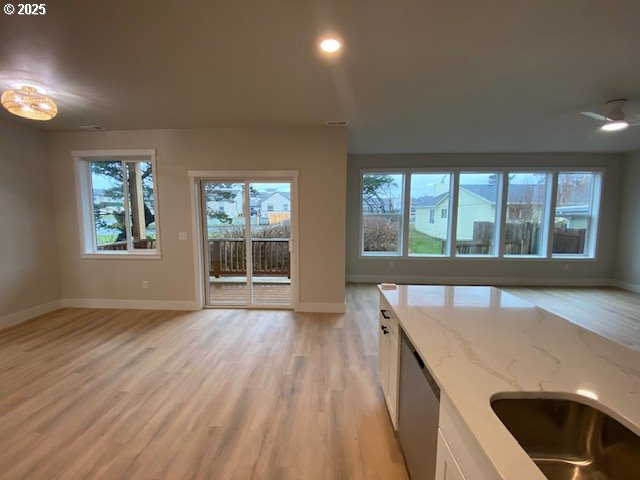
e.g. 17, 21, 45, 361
609, 279, 640, 294
61, 298, 200, 310
296, 302, 346, 313
346, 274, 611, 287
0, 299, 63, 330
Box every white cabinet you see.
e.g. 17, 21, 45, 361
438, 394, 501, 480
436, 429, 466, 480
379, 294, 400, 430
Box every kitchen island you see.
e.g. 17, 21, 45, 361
378, 285, 640, 480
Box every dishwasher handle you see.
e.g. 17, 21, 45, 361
413, 349, 425, 369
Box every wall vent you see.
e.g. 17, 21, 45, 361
325, 121, 348, 127
79, 125, 105, 131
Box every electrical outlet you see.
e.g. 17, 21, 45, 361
388, 261, 394, 268
563, 263, 570, 271
178, 232, 188, 241
142, 280, 149, 289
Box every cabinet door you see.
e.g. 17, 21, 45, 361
436, 430, 466, 480
387, 331, 399, 429
378, 319, 390, 395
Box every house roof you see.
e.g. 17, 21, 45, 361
414, 183, 548, 207
251, 191, 290, 207
413, 192, 449, 208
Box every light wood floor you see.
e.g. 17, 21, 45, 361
0, 286, 407, 480
1, 285, 639, 480
504, 286, 640, 351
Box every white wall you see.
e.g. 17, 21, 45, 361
48, 127, 346, 311
615, 151, 640, 291
0, 120, 61, 326
347, 153, 624, 285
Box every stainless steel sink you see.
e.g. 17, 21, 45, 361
491, 396, 640, 480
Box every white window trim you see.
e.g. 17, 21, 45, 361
360, 171, 406, 257
73, 149, 161, 259
359, 167, 605, 261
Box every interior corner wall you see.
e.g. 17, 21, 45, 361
614, 151, 640, 290
346, 153, 624, 285
0, 120, 61, 323
48, 127, 347, 310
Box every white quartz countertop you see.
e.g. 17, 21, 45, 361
379, 285, 640, 480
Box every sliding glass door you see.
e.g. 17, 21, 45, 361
202, 178, 293, 308
203, 181, 249, 306
249, 182, 292, 305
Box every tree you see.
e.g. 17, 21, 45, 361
205, 183, 238, 224
362, 175, 398, 213
91, 162, 155, 243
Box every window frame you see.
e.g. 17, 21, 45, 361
73, 149, 161, 259
407, 171, 454, 257
359, 170, 406, 257
455, 171, 503, 258
358, 167, 604, 261
550, 171, 604, 259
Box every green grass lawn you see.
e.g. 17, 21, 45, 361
408, 225, 445, 254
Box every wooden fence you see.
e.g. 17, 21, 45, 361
468, 222, 585, 254
209, 238, 290, 277
552, 228, 586, 254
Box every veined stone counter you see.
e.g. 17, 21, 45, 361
379, 285, 640, 480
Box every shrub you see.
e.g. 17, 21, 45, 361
210, 221, 290, 239
363, 216, 399, 251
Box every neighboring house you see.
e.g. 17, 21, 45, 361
414, 191, 451, 240
258, 192, 290, 213
207, 189, 244, 223
414, 183, 590, 240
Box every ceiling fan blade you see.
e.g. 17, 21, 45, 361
580, 111, 608, 121
624, 114, 640, 124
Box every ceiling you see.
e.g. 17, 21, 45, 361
1, 1, 639, 153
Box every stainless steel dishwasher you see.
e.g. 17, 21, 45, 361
398, 329, 440, 480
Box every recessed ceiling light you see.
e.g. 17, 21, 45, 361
601, 121, 628, 132
319, 38, 342, 54
1, 85, 57, 121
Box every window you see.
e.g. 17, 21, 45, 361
75, 150, 159, 256
456, 172, 500, 256
552, 172, 601, 256
283, 203, 289, 211
504, 172, 549, 256
410, 173, 451, 255
361, 173, 404, 255
359, 168, 602, 260
267, 204, 274, 212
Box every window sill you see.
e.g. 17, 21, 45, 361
81, 253, 162, 260
359, 254, 597, 261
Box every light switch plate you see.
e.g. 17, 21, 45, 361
178, 232, 188, 241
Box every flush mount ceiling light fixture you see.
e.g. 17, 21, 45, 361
319, 37, 342, 54
1, 84, 58, 121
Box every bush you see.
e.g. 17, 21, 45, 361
210, 221, 290, 239
363, 216, 399, 251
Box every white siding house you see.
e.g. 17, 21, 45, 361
455, 189, 496, 240
415, 201, 450, 239
414, 187, 495, 240
260, 192, 290, 213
